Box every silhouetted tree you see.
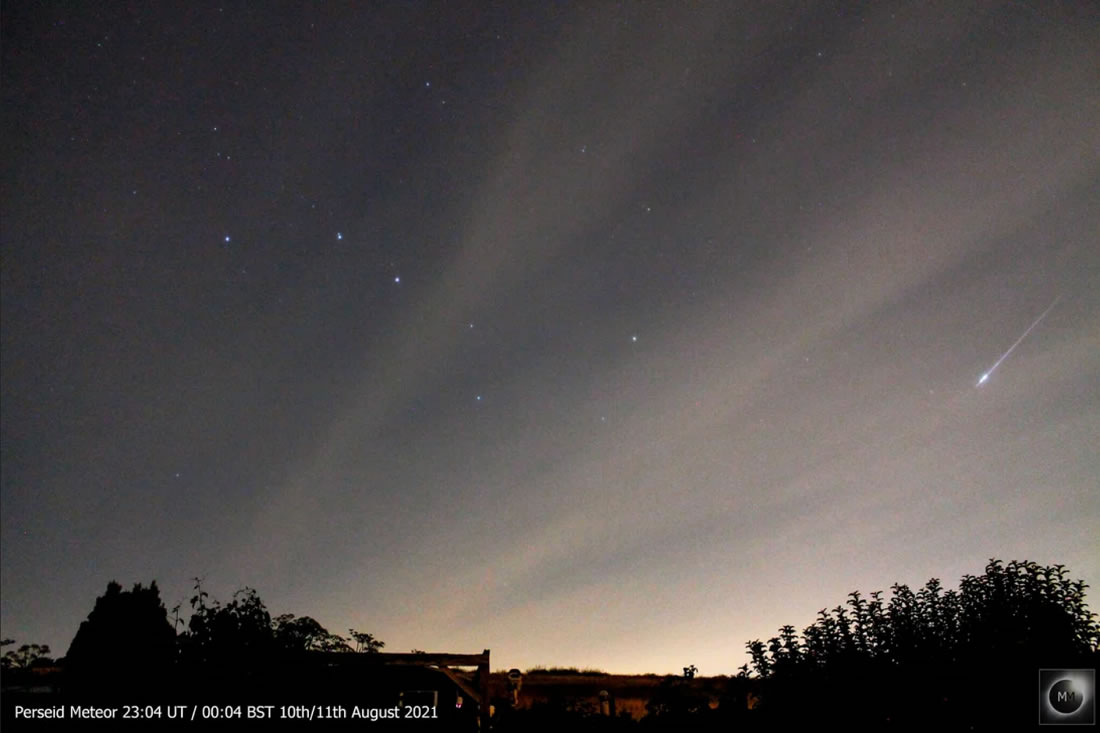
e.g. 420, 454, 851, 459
273, 614, 351, 653
179, 580, 374, 667
739, 559, 1099, 728
348, 628, 385, 653
747, 559, 1098, 679
182, 582, 276, 667
64, 581, 176, 693
1, 642, 52, 671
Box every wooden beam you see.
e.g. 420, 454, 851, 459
479, 649, 490, 732
435, 666, 481, 705
304, 649, 493, 729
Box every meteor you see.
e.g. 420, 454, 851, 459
976, 296, 1060, 387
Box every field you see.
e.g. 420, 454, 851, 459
487, 670, 730, 720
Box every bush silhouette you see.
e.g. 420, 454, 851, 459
181, 583, 276, 668
55, 577, 383, 702
737, 559, 1099, 728
176, 579, 363, 690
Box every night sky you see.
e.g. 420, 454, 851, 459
2, 1, 1098, 675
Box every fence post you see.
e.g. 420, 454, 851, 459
479, 649, 491, 730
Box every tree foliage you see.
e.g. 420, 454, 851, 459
64, 581, 176, 686
736, 559, 1099, 728
274, 614, 352, 653
743, 559, 1098, 679
178, 579, 368, 666
182, 583, 275, 665
347, 628, 385, 653
53, 577, 384, 700
2, 641, 52, 671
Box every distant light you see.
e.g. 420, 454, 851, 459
631, 335, 638, 342
394, 276, 401, 283
476, 395, 482, 401
224, 235, 231, 243
337, 232, 343, 240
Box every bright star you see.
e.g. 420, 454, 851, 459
394, 276, 401, 283
337, 232, 343, 240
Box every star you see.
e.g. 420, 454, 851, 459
336, 232, 343, 240
224, 235, 231, 243
631, 335, 638, 342
394, 276, 401, 283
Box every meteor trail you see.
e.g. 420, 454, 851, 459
976, 296, 1060, 387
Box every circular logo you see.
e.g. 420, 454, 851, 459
1049, 679, 1084, 714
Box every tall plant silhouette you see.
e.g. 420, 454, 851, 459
744, 559, 1097, 679
738, 559, 1098, 727
179, 579, 358, 667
